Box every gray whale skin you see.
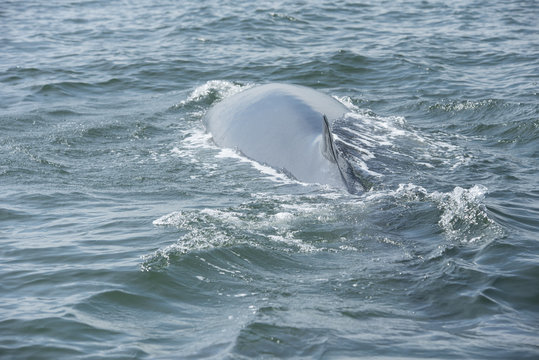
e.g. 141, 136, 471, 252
203, 83, 362, 193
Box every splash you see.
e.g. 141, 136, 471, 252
369, 183, 502, 244
431, 185, 501, 243
176, 80, 253, 109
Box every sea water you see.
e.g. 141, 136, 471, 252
1, 0, 538, 358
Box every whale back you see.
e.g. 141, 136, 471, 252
203, 83, 360, 191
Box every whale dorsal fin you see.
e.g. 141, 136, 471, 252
321, 114, 365, 194
322, 114, 338, 163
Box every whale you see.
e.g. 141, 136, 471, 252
203, 83, 362, 193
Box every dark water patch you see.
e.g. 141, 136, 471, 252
75, 289, 184, 321
409, 262, 500, 321
488, 192, 539, 234
30, 78, 130, 98
256, 54, 380, 90
268, 11, 307, 24
486, 271, 539, 313
0, 67, 48, 86
1, 316, 120, 340
77, 121, 134, 142
328, 50, 373, 76
495, 117, 539, 149
1, 144, 71, 179
0, 113, 47, 131
232, 322, 329, 358
0, 316, 124, 359
0, 207, 32, 223
0, 343, 83, 360
1, 66, 82, 85
43, 108, 86, 118
423, 99, 538, 159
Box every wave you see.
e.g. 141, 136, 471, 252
30, 78, 128, 98
144, 181, 500, 273
173, 79, 252, 110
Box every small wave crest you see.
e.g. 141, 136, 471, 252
174, 80, 253, 111
367, 183, 502, 244
431, 185, 501, 243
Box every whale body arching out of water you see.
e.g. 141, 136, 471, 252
203, 83, 362, 193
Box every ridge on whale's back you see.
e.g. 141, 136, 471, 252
203, 83, 357, 191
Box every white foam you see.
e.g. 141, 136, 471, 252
365, 183, 501, 244
430, 184, 495, 242
200, 208, 243, 226
144, 186, 361, 270
178, 80, 252, 107
333, 95, 360, 111
272, 212, 295, 222
335, 110, 473, 174
180, 128, 214, 150
153, 211, 184, 226
267, 234, 320, 253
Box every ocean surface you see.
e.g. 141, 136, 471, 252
1, 0, 538, 358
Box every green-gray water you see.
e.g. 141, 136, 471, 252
1, 0, 538, 358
